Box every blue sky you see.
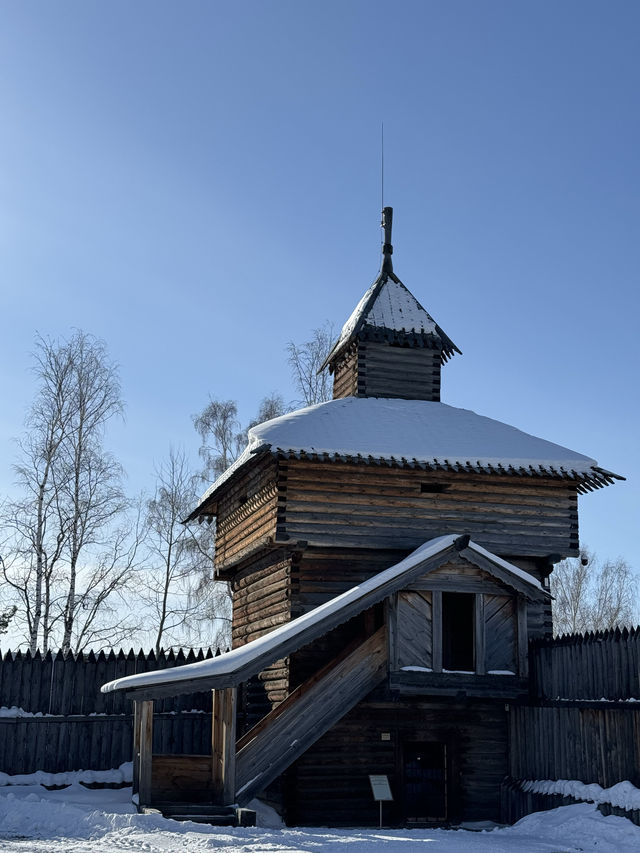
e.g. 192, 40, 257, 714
1, 2, 638, 572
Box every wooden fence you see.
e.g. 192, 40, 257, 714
0, 647, 221, 715
530, 626, 640, 701
0, 648, 224, 776
0, 712, 214, 775
509, 704, 640, 788
506, 628, 640, 825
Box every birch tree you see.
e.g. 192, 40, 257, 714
0, 331, 130, 652
142, 447, 226, 652
551, 548, 638, 635
286, 322, 334, 406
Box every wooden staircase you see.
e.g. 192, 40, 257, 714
234, 626, 388, 805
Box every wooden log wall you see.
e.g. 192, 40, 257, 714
0, 711, 213, 776
214, 455, 278, 569
277, 461, 579, 558
332, 345, 359, 399
358, 342, 442, 401
530, 626, 640, 701
331, 342, 442, 402
231, 554, 292, 710
287, 547, 394, 689
284, 698, 508, 826
509, 704, 640, 788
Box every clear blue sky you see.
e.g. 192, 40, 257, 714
1, 2, 638, 571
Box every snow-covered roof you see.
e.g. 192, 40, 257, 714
101, 534, 547, 698
323, 271, 460, 368
187, 397, 621, 519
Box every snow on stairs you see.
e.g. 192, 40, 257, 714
234, 626, 388, 805
142, 803, 256, 827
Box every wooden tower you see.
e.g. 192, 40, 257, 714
108, 208, 622, 826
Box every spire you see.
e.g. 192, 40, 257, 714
381, 206, 393, 274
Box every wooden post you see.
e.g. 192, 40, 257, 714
432, 590, 443, 673
135, 700, 153, 808
517, 596, 529, 678
386, 594, 398, 672
475, 593, 486, 675
132, 700, 141, 794
212, 687, 237, 805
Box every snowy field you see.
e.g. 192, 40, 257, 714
0, 784, 639, 853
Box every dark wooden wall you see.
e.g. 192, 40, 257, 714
530, 626, 640, 701
231, 553, 292, 709
284, 698, 509, 826
332, 345, 359, 399
0, 711, 213, 776
0, 648, 216, 715
0, 648, 219, 776
214, 455, 278, 569
332, 342, 442, 402
358, 342, 441, 401
276, 461, 579, 559
509, 704, 640, 788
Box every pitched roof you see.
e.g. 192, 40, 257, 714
187, 397, 622, 519
101, 534, 548, 699
322, 270, 460, 370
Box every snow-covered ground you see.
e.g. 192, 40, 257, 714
0, 783, 639, 853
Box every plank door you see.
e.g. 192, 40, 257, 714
402, 742, 447, 823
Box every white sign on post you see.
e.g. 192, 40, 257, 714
369, 775, 393, 801
369, 774, 393, 828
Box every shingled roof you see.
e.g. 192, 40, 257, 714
101, 533, 549, 699
322, 207, 460, 370
186, 397, 623, 520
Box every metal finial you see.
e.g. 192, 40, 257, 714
381, 206, 393, 273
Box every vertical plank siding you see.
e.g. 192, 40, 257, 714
530, 626, 640, 701
0, 648, 221, 776
509, 704, 640, 788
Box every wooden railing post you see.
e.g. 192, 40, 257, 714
212, 687, 237, 805
133, 699, 153, 808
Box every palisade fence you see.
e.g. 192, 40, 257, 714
0, 648, 225, 776
530, 626, 640, 701
504, 626, 640, 827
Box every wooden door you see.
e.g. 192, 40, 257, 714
402, 742, 447, 823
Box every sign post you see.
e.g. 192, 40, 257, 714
369, 774, 393, 828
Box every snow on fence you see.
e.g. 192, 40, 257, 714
0, 648, 226, 776
530, 625, 640, 702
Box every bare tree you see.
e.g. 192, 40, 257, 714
1, 331, 130, 652
287, 322, 334, 406
193, 399, 243, 482
551, 547, 638, 635
142, 447, 224, 653
243, 392, 288, 439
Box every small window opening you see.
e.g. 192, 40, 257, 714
420, 483, 450, 494
442, 592, 475, 671
238, 494, 248, 507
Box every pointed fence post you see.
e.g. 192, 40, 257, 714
212, 687, 237, 804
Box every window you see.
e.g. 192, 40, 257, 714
442, 592, 475, 671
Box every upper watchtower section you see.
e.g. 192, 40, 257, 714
322, 208, 460, 401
